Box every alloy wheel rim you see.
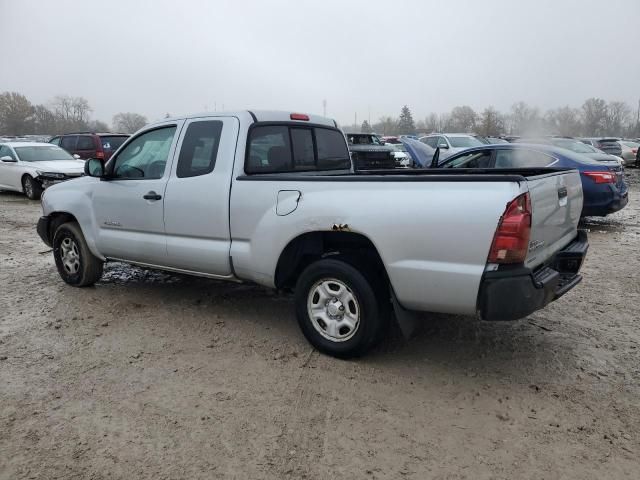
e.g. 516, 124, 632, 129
60, 237, 80, 274
24, 179, 33, 197
307, 278, 360, 342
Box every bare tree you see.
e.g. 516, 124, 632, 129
448, 106, 477, 132
478, 106, 504, 136
581, 98, 608, 136
32, 104, 58, 134
508, 102, 542, 135
545, 106, 582, 136
0, 91, 34, 135
604, 101, 630, 136
51, 95, 92, 131
112, 112, 148, 133
372, 116, 398, 135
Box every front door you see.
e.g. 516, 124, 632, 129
91, 122, 182, 265
162, 116, 238, 276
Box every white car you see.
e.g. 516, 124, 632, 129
0, 142, 86, 199
386, 143, 412, 167
419, 134, 485, 160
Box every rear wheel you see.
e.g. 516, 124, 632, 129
295, 258, 386, 358
53, 222, 103, 286
22, 175, 42, 200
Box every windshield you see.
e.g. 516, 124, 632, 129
347, 134, 382, 145
391, 144, 407, 152
621, 141, 639, 148
15, 145, 75, 162
552, 139, 596, 153
448, 136, 484, 148
100, 136, 128, 151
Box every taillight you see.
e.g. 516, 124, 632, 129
583, 171, 615, 184
488, 193, 531, 264
632, 148, 638, 154
95, 150, 104, 159
290, 113, 309, 121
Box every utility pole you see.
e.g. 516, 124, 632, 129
354, 112, 357, 131
322, 99, 327, 117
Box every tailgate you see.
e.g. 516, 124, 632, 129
524, 170, 583, 269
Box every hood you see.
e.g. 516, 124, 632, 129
400, 138, 436, 167
30, 160, 85, 173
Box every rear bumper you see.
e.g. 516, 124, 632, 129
37, 215, 52, 247
477, 230, 588, 321
582, 190, 628, 216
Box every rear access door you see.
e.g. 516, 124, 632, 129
162, 116, 240, 276
524, 169, 583, 269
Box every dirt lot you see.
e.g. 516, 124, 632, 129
1, 171, 639, 480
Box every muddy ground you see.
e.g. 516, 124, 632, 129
1, 171, 639, 480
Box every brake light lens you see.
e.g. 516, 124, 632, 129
95, 150, 104, 159
290, 113, 309, 121
583, 171, 615, 184
631, 148, 637, 154
488, 193, 532, 264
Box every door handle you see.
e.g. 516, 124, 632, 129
143, 191, 162, 201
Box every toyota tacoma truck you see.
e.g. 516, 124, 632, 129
37, 111, 588, 358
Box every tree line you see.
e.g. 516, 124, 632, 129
0, 91, 148, 135
357, 99, 640, 138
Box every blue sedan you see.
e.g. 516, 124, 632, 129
404, 141, 628, 217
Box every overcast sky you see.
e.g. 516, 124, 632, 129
1, 0, 639, 126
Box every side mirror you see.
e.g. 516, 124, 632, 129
437, 143, 449, 149
73, 154, 81, 159
84, 158, 105, 177
0, 155, 17, 163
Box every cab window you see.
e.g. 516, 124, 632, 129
176, 120, 223, 178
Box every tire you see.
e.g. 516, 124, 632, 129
53, 222, 103, 287
295, 258, 386, 358
22, 175, 42, 200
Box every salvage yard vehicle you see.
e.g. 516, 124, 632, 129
0, 142, 85, 200
345, 132, 396, 170
50, 132, 130, 161
419, 133, 484, 160
430, 143, 628, 217
37, 111, 588, 358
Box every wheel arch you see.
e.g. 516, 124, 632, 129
274, 231, 389, 290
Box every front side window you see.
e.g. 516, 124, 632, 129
443, 150, 492, 168
494, 149, 555, 168
112, 126, 176, 179
176, 120, 223, 178
76, 136, 95, 150
0, 145, 16, 160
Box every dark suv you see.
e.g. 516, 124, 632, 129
49, 132, 129, 161
579, 137, 622, 157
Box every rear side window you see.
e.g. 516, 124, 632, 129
49, 137, 61, 146
76, 136, 95, 150
60, 136, 77, 151
246, 125, 349, 173
494, 149, 555, 168
176, 120, 223, 178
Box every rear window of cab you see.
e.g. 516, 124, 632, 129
246, 124, 350, 173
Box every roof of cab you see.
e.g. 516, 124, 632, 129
154, 110, 338, 128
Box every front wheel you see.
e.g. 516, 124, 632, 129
22, 175, 42, 200
53, 222, 103, 287
295, 258, 386, 358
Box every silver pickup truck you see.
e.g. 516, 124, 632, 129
37, 111, 588, 358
